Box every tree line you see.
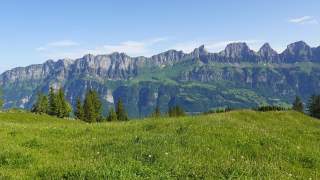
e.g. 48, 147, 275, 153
1, 86, 320, 120
18, 91, 320, 121
31, 88, 187, 122
31, 88, 130, 123
31, 87, 72, 117
74, 90, 129, 122
255, 95, 320, 119
290, 95, 320, 119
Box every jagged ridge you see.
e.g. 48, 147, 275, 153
1, 41, 320, 117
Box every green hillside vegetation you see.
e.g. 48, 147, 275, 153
3, 61, 320, 117
0, 110, 319, 179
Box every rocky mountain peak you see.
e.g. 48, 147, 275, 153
259, 43, 272, 52
192, 45, 208, 58
150, 49, 185, 66
56, 59, 74, 66
82, 54, 95, 61
288, 41, 309, 48
220, 42, 256, 60
258, 43, 278, 56
225, 42, 249, 50
258, 43, 279, 62
281, 41, 313, 62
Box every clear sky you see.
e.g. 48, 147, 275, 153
0, 0, 320, 72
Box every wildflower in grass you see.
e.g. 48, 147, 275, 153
165, 152, 169, 155
148, 155, 152, 158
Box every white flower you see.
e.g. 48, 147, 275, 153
165, 152, 169, 155
148, 155, 152, 158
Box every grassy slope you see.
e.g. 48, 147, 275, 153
0, 111, 319, 179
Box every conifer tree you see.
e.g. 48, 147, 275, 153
83, 93, 94, 122
151, 106, 161, 118
292, 96, 304, 112
55, 88, 72, 118
0, 88, 3, 110
107, 107, 117, 121
75, 97, 84, 120
168, 105, 186, 117
91, 90, 102, 121
48, 87, 58, 116
48, 87, 71, 118
307, 95, 320, 119
116, 99, 128, 121
31, 93, 49, 114
83, 90, 102, 123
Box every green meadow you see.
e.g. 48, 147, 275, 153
0, 110, 319, 179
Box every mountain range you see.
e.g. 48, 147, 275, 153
1, 41, 320, 117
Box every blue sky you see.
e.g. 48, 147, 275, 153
0, 0, 320, 72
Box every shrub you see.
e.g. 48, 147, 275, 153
168, 105, 186, 117
255, 106, 288, 112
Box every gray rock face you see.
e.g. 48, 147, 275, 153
258, 43, 280, 63
219, 43, 257, 61
2, 41, 320, 85
312, 46, 320, 61
149, 50, 185, 66
281, 41, 313, 63
1, 41, 320, 116
69, 53, 140, 80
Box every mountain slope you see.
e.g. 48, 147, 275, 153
0, 110, 319, 178
1, 41, 320, 117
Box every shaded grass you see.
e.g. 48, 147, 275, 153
0, 111, 319, 179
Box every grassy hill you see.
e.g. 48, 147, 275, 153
0, 111, 319, 179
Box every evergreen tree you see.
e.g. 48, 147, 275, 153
55, 88, 72, 118
75, 97, 84, 120
40, 94, 49, 114
307, 95, 320, 119
91, 90, 102, 121
65, 103, 72, 118
292, 96, 304, 112
48, 87, 58, 116
83, 90, 102, 123
151, 106, 161, 118
48, 87, 71, 118
83, 93, 95, 122
116, 99, 128, 121
107, 107, 117, 121
0, 88, 3, 110
168, 105, 186, 117
31, 93, 49, 114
